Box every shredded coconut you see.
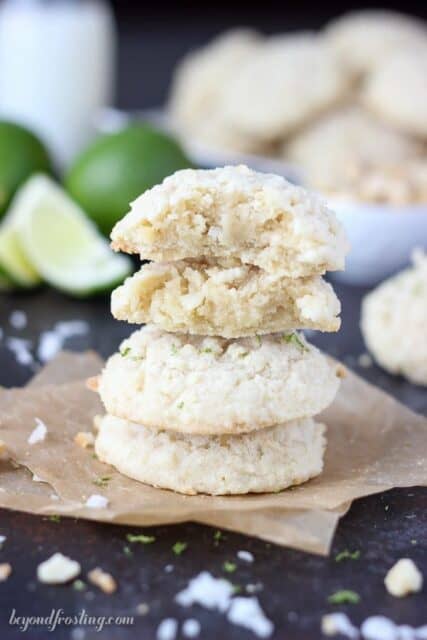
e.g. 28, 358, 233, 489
6, 337, 33, 366
227, 597, 274, 638
85, 494, 109, 509
37, 553, 80, 584
156, 618, 178, 640
237, 550, 254, 563
28, 418, 47, 445
175, 571, 234, 612
361, 616, 399, 640
9, 310, 27, 330
182, 619, 201, 638
321, 613, 427, 640
321, 613, 359, 638
37, 320, 89, 362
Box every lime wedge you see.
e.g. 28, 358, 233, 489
13, 175, 133, 296
0, 223, 41, 288
0, 262, 14, 291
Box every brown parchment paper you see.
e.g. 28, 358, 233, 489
0, 352, 426, 555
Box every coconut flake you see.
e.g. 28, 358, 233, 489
156, 618, 178, 640
227, 597, 274, 638
361, 616, 399, 640
384, 559, 423, 597
237, 550, 254, 563
0, 535, 6, 547
6, 337, 33, 366
37, 320, 89, 362
9, 310, 27, 330
37, 553, 81, 584
182, 619, 201, 638
321, 613, 359, 638
28, 418, 47, 445
175, 571, 233, 612
85, 494, 109, 509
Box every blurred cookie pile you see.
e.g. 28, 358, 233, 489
168, 11, 427, 204
90, 165, 347, 495
361, 249, 427, 386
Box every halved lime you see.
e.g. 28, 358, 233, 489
0, 223, 41, 288
0, 262, 14, 291
13, 175, 132, 296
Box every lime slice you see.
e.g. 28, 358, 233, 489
14, 175, 132, 296
0, 224, 41, 287
0, 262, 14, 291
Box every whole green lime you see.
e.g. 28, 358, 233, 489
65, 124, 193, 235
0, 121, 53, 219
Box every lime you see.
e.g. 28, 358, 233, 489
65, 123, 192, 235
0, 223, 41, 288
12, 174, 132, 297
0, 121, 53, 219
0, 263, 14, 291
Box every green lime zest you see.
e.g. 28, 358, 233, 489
335, 550, 360, 562
172, 541, 187, 556
282, 332, 308, 352
328, 590, 360, 604
126, 533, 156, 544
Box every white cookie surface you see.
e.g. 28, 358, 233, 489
284, 106, 422, 189
324, 10, 427, 77
111, 165, 348, 278
362, 48, 427, 139
220, 34, 349, 140
95, 414, 326, 495
97, 326, 341, 435
111, 259, 341, 336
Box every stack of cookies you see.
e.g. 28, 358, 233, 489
92, 165, 348, 495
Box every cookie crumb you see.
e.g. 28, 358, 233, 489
88, 568, 117, 594
0, 563, 12, 582
37, 553, 81, 584
384, 558, 423, 597
0, 440, 9, 461
74, 432, 95, 449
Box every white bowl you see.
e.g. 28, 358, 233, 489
327, 198, 427, 286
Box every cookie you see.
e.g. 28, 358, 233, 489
169, 29, 260, 131
284, 106, 422, 189
324, 10, 427, 77
111, 259, 341, 336
361, 250, 427, 386
111, 165, 349, 278
95, 326, 341, 435
95, 413, 326, 495
362, 48, 427, 139
219, 34, 349, 140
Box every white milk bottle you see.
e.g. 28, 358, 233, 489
0, 0, 116, 168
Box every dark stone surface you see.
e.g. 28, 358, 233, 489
0, 283, 426, 639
